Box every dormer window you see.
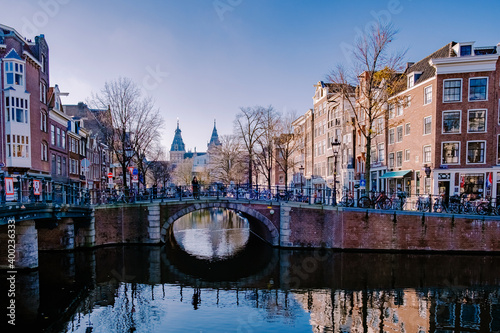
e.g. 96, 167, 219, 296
460, 45, 472, 56
4, 61, 24, 86
407, 72, 422, 88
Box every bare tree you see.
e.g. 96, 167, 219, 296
173, 158, 194, 185
135, 144, 164, 189
234, 106, 266, 186
328, 23, 406, 189
208, 135, 246, 184
149, 160, 173, 188
255, 106, 281, 189
89, 77, 164, 192
274, 111, 300, 188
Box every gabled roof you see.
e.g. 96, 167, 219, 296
405, 42, 457, 85
4, 48, 22, 60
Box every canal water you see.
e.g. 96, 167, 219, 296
2, 208, 500, 332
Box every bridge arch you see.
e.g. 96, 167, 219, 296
160, 202, 279, 246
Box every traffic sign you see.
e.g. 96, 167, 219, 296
360, 179, 366, 187
132, 174, 139, 183
107, 172, 113, 179
132, 168, 138, 175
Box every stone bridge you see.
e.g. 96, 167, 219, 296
4, 198, 500, 269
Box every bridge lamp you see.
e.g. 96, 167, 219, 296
331, 138, 341, 206
299, 164, 304, 195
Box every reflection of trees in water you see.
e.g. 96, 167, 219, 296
172, 208, 250, 260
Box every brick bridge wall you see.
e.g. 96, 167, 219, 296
91, 201, 500, 252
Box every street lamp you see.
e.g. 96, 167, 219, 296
299, 164, 304, 196
331, 138, 341, 206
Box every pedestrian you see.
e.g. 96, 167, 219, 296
192, 176, 200, 199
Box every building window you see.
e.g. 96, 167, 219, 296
423, 145, 432, 163
396, 126, 403, 142
378, 143, 385, 161
424, 86, 432, 105
469, 78, 488, 101
389, 128, 395, 144
51, 154, 56, 174
388, 104, 395, 119
442, 142, 459, 164
396, 151, 403, 167
61, 131, 66, 149
57, 156, 62, 175
460, 45, 472, 56
388, 152, 394, 168
468, 109, 486, 132
467, 141, 485, 164
423, 116, 432, 135
498, 135, 500, 164
442, 111, 461, 134
443, 79, 462, 102
50, 125, 55, 145
397, 102, 403, 116
56, 127, 61, 147
404, 149, 410, 162
405, 123, 410, 136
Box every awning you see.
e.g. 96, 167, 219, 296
380, 170, 413, 179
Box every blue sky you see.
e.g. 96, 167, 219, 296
2, 0, 500, 152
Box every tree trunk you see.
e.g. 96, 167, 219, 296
365, 135, 371, 191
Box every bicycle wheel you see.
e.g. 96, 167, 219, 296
476, 202, 489, 215
358, 196, 371, 208
449, 202, 460, 214
378, 197, 392, 210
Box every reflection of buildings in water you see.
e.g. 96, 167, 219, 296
431, 288, 500, 332
292, 289, 431, 332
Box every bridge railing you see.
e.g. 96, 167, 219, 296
0, 177, 91, 207
85, 185, 500, 216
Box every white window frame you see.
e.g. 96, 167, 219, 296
424, 85, 432, 105
405, 123, 410, 136
423, 116, 432, 135
388, 128, 395, 145
388, 152, 395, 168
443, 78, 463, 103
404, 149, 410, 162
423, 145, 432, 163
396, 151, 403, 167
468, 77, 488, 102
441, 141, 460, 165
442, 110, 461, 134
467, 109, 487, 133
497, 134, 500, 165
396, 125, 403, 142
466, 140, 486, 165
378, 143, 385, 162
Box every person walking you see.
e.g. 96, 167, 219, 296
192, 176, 200, 199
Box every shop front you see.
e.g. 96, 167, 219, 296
380, 169, 413, 194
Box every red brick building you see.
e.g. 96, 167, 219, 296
0, 24, 50, 200
387, 41, 500, 198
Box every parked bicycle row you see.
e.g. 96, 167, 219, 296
338, 190, 500, 215
5, 181, 500, 216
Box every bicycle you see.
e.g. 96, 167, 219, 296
339, 192, 355, 207
416, 195, 431, 212
476, 197, 500, 215
390, 191, 407, 210
358, 191, 392, 209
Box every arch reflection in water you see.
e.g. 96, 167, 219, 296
172, 208, 250, 260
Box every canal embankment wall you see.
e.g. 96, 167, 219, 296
91, 202, 500, 252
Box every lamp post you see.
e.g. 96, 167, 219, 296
299, 164, 304, 197
331, 138, 341, 206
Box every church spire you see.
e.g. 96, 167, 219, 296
170, 119, 185, 152
208, 119, 221, 147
